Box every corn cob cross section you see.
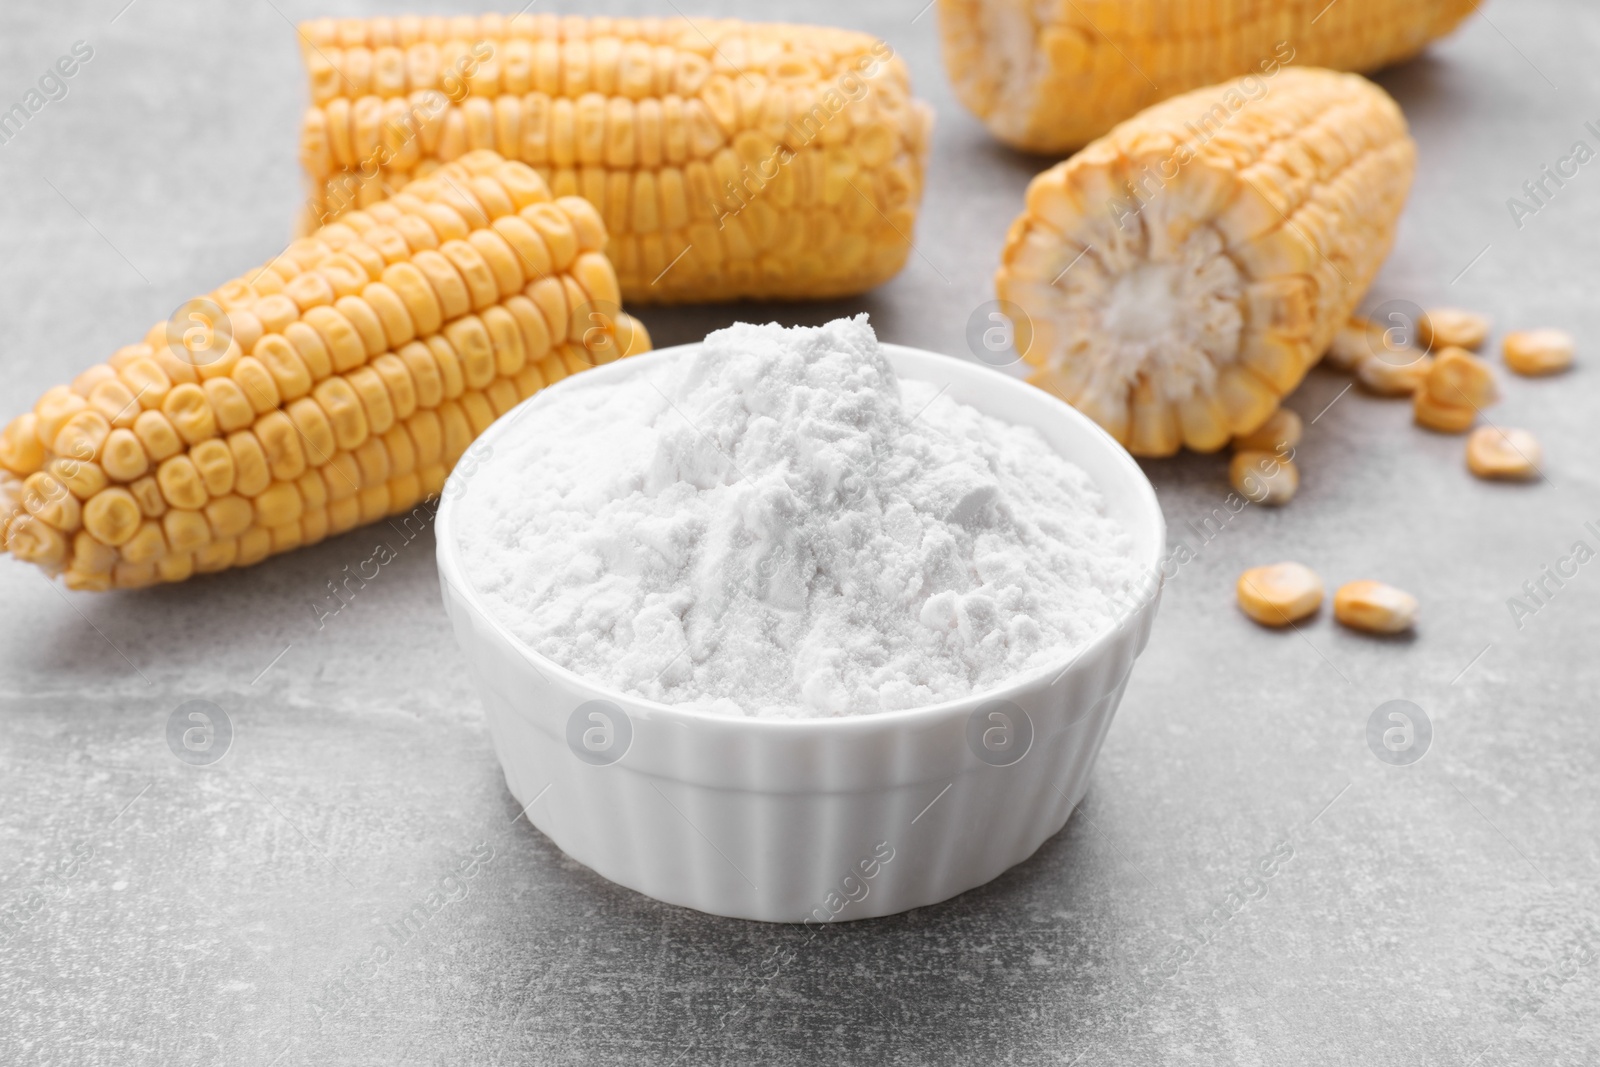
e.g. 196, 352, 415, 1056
939, 0, 1476, 154
0, 150, 649, 591
295, 13, 933, 305
999, 68, 1414, 455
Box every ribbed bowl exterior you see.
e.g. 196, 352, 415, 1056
437, 343, 1166, 922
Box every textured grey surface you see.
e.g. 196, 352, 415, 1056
2, 1, 1598, 1065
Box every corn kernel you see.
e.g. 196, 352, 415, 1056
1419, 307, 1491, 351
1425, 347, 1498, 409
1356, 352, 1432, 396
1466, 426, 1542, 481
1412, 390, 1476, 433
1502, 328, 1574, 376
1333, 580, 1418, 634
1229, 451, 1299, 506
1237, 562, 1324, 627
1231, 409, 1302, 453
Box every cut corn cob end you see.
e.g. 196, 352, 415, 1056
1002, 68, 1415, 456
1, 150, 648, 590
295, 14, 934, 305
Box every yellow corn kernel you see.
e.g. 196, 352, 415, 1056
163, 509, 212, 554
156, 551, 195, 583
52, 411, 112, 465
157, 455, 209, 510
70, 529, 119, 576
1466, 426, 1542, 481
237, 526, 272, 567
7, 515, 68, 569
1356, 352, 1434, 396
23, 472, 83, 532
346, 365, 396, 434
48, 456, 108, 501
1237, 562, 1324, 627
205, 494, 255, 539
1229, 451, 1299, 506
1333, 580, 1419, 634
1502, 328, 1574, 376
286, 397, 338, 467
33, 387, 89, 446
128, 475, 166, 519
1, 413, 47, 475
1419, 307, 1491, 351
133, 409, 184, 462
189, 438, 236, 497
81, 489, 140, 547
88, 378, 142, 428
1412, 390, 1477, 433
228, 431, 272, 497
1231, 409, 1302, 454
193, 538, 239, 574
100, 428, 150, 482
254, 481, 304, 527
202, 377, 256, 433
1425, 347, 1498, 409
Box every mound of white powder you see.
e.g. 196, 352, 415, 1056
456, 316, 1140, 718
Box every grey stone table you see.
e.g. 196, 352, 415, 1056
2, 1, 1596, 1064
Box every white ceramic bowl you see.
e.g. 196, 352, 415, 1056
435, 342, 1165, 922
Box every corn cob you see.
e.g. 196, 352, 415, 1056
0, 150, 649, 591
294, 14, 933, 305
938, 0, 1477, 153
998, 68, 1414, 455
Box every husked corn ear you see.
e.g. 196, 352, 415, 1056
0, 151, 649, 591
938, 0, 1476, 153
295, 14, 933, 304
1001, 69, 1414, 455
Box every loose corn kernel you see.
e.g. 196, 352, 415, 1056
1326, 317, 1391, 372
1237, 562, 1324, 627
1231, 409, 1302, 453
1412, 390, 1477, 433
1502, 328, 1574, 376
1333, 580, 1418, 634
1229, 451, 1299, 506
1419, 307, 1491, 351
1356, 352, 1433, 396
1425, 347, 1498, 409
1466, 426, 1543, 481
